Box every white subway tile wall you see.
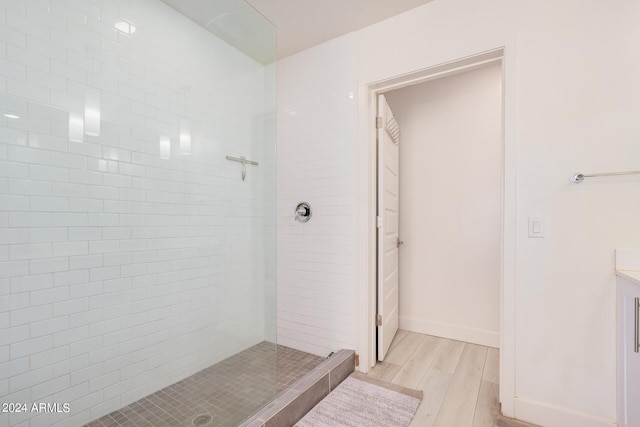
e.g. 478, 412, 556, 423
0, 0, 275, 426
276, 36, 357, 357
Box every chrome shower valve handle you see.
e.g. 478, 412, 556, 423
295, 202, 312, 223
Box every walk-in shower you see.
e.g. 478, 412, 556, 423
0, 0, 289, 425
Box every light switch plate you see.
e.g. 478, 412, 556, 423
528, 216, 545, 238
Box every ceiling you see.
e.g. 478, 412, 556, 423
247, 0, 434, 59
160, 0, 276, 64
160, 0, 434, 62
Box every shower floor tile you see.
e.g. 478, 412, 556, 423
85, 342, 324, 427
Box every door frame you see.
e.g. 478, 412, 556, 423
356, 47, 517, 416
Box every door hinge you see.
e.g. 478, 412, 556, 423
376, 116, 383, 129
376, 314, 382, 327
354, 353, 360, 367
376, 216, 383, 228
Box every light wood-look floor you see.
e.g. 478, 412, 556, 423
367, 330, 500, 427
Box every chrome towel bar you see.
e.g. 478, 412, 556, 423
571, 170, 640, 183
226, 156, 259, 181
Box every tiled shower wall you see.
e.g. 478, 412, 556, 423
276, 36, 357, 357
0, 0, 275, 426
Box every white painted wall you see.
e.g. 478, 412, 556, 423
384, 63, 502, 348
0, 0, 275, 425
277, 0, 640, 426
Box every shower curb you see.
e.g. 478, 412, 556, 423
240, 349, 355, 427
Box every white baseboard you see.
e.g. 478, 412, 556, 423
514, 397, 616, 427
399, 316, 500, 348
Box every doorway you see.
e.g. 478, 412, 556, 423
371, 51, 505, 368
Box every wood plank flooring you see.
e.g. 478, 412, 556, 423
367, 331, 500, 427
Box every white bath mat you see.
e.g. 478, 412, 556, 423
295, 374, 422, 427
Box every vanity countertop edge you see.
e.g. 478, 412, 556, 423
616, 270, 640, 287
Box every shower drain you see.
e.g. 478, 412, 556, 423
192, 414, 213, 426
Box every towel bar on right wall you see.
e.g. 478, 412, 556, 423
571, 170, 640, 183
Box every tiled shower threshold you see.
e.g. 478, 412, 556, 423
240, 349, 355, 427
84, 342, 327, 427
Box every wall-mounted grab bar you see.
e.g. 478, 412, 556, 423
571, 170, 640, 183
226, 156, 259, 181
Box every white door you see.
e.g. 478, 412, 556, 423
377, 94, 401, 361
